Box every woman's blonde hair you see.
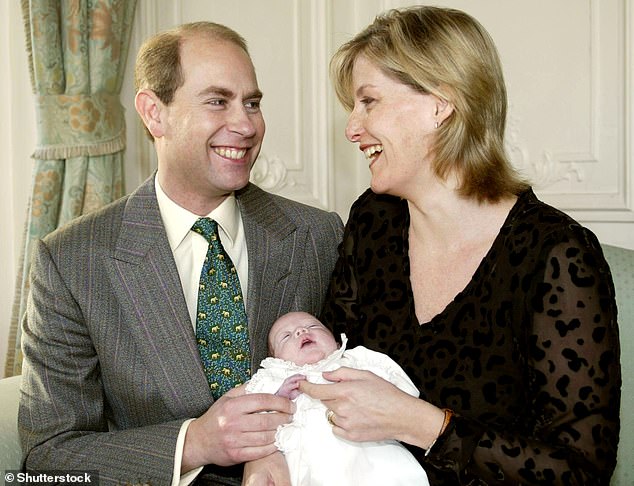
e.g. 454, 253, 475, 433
331, 6, 528, 201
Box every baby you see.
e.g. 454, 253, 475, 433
246, 312, 429, 486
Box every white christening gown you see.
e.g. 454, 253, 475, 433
246, 335, 430, 486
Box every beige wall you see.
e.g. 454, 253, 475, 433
2, 0, 633, 370
1, 0, 36, 377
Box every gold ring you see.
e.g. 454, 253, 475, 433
326, 409, 336, 426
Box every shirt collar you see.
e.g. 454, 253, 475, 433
155, 176, 241, 251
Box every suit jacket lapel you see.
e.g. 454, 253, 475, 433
236, 184, 307, 367
110, 176, 212, 415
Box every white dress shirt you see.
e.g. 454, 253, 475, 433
154, 177, 249, 485
155, 177, 249, 325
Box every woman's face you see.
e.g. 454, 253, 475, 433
345, 55, 449, 199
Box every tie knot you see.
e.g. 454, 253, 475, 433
191, 217, 219, 244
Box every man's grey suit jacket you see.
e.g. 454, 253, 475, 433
19, 176, 343, 485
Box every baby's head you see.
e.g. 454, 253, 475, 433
269, 312, 339, 365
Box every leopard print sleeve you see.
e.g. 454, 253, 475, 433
426, 230, 620, 485
523, 235, 619, 481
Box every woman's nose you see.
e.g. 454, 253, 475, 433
345, 110, 363, 142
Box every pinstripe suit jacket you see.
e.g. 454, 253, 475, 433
19, 176, 343, 485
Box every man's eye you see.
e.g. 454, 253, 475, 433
208, 99, 226, 106
245, 100, 261, 112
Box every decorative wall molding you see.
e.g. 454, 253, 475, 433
250, 153, 292, 192
287, 0, 334, 209
505, 107, 589, 188
504, 0, 632, 221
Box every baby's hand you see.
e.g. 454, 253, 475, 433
275, 373, 306, 400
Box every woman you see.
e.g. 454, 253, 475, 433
301, 6, 621, 485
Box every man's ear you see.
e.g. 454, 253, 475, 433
135, 89, 166, 138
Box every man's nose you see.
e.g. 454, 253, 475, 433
227, 106, 257, 137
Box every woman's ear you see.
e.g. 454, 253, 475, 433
134, 89, 166, 138
434, 96, 454, 127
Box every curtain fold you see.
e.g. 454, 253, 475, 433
4, 0, 137, 377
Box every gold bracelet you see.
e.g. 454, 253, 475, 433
424, 408, 454, 457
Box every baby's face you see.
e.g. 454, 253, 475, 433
269, 312, 338, 365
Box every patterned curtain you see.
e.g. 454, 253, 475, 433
4, 0, 137, 376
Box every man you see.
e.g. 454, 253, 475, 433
19, 22, 343, 485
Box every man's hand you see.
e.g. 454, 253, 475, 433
242, 452, 291, 486
181, 386, 294, 473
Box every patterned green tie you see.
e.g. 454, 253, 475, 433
192, 217, 250, 399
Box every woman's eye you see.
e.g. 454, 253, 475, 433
360, 97, 375, 105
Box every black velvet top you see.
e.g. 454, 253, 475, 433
321, 188, 621, 485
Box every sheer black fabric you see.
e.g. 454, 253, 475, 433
321, 188, 620, 485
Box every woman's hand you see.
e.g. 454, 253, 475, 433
299, 367, 444, 448
242, 452, 291, 486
